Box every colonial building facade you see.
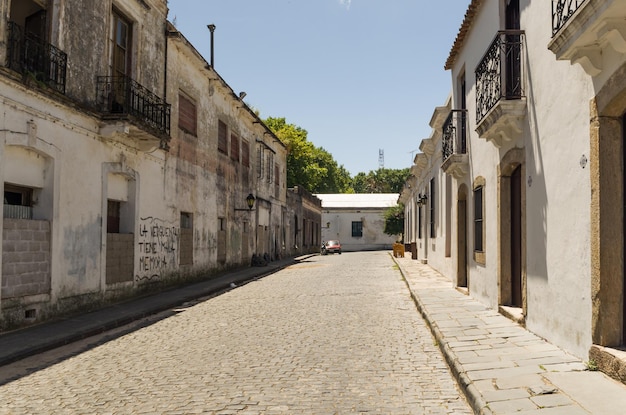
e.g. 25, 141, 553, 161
0, 0, 318, 330
401, 0, 626, 381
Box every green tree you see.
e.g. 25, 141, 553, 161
265, 117, 352, 193
383, 203, 405, 241
352, 168, 411, 193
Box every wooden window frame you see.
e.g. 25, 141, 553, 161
178, 93, 197, 136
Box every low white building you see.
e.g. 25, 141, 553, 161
316, 194, 399, 252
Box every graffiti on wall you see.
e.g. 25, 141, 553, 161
136, 217, 179, 282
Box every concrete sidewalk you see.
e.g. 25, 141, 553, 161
0, 255, 311, 367
393, 253, 626, 415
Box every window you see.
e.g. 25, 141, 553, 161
474, 186, 484, 252
352, 221, 363, 237
418, 205, 422, 239
107, 200, 121, 233
230, 133, 240, 161
179, 212, 193, 265
178, 93, 197, 136
430, 178, 436, 238
242, 140, 250, 167
257, 147, 264, 178
267, 152, 274, 183
218, 120, 228, 154
274, 163, 280, 197
112, 11, 132, 77
4, 184, 33, 219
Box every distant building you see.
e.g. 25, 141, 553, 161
315, 194, 399, 252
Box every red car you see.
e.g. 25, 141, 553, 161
321, 240, 342, 255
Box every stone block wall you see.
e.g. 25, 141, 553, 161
2, 219, 51, 299
106, 233, 134, 284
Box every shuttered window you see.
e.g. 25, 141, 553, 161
230, 133, 239, 161
178, 93, 197, 136
242, 140, 250, 167
218, 120, 228, 154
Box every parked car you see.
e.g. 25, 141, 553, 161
321, 240, 342, 255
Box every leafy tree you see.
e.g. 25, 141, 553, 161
265, 117, 352, 193
383, 203, 405, 241
352, 168, 411, 193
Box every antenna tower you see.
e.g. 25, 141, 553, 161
379, 149, 384, 169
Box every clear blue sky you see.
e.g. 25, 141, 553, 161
167, 0, 469, 176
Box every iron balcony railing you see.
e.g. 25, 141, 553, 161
97, 75, 171, 137
442, 110, 468, 162
6, 21, 67, 94
552, 0, 587, 36
475, 30, 525, 124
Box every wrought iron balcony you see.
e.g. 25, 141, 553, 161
442, 110, 469, 179
475, 30, 525, 124
97, 75, 171, 140
6, 21, 67, 94
552, 0, 587, 36
548, 0, 626, 76
442, 110, 467, 161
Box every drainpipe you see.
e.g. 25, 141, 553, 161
207, 24, 216, 68
163, 22, 168, 101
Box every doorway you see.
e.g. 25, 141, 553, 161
511, 165, 522, 307
457, 185, 468, 288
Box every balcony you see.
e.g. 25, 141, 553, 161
548, 0, 626, 76
442, 110, 469, 179
97, 75, 171, 151
475, 30, 527, 147
6, 21, 67, 94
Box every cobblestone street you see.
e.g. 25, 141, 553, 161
0, 252, 471, 414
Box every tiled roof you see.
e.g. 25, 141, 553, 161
444, 0, 484, 70
315, 193, 399, 209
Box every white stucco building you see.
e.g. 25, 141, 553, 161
0, 0, 321, 330
316, 193, 399, 252
401, 0, 626, 382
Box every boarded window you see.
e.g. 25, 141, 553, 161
242, 140, 250, 167
218, 120, 228, 154
230, 133, 239, 161
178, 93, 197, 136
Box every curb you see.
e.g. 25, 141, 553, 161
391, 254, 490, 415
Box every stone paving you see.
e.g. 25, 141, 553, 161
393, 255, 626, 415
0, 251, 471, 414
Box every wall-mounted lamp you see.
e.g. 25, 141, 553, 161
235, 193, 256, 211
417, 193, 428, 206
239, 91, 247, 100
